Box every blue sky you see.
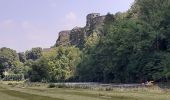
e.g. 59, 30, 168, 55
0, 0, 134, 52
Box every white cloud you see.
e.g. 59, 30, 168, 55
0, 19, 55, 52
21, 21, 31, 29
0, 19, 16, 30
65, 12, 77, 21
60, 12, 80, 30
2, 19, 14, 25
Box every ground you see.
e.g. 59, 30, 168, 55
0, 82, 169, 100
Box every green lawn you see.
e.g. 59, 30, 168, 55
0, 83, 169, 100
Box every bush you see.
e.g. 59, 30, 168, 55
8, 83, 13, 85
56, 84, 67, 88
3, 74, 24, 81
29, 71, 41, 82
7, 83, 18, 87
105, 87, 113, 91
48, 83, 56, 88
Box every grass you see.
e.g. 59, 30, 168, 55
0, 81, 169, 100
0, 85, 63, 100
0, 89, 63, 100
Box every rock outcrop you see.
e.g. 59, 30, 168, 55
85, 13, 105, 36
70, 27, 85, 48
55, 13, 106, 47
55, 30, 70, 46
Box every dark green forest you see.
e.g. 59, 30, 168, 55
0, 0, 170, 83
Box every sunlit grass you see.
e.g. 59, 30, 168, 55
0, 82, 169, 100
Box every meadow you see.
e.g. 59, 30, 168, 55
0, 82, 169, 100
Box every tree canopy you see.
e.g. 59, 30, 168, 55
1, 0, 170, 83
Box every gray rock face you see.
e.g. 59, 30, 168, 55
86, 13, 100, 28
85, 15, 105, 36
55, 13, 106, 47
55, 30, 71, 46
70, 27, 85, 47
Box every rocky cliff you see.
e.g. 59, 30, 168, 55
55, 13, 106, 47
55, 30, 70, 46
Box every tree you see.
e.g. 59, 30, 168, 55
25, 47, 42, 60
18, 52, 26, 63
0, 47, 19, 77
47, 46, 82, 82
29, 59, 49, 82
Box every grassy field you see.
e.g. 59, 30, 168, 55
0, 82, 169, 100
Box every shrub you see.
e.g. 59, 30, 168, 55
3, 74, 24, 81
8, 83, 13, 85
56, 84, 67, 88
47, 83, 56, 88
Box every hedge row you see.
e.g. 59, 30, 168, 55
3, 74, 24, 81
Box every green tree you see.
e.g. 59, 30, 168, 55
25, 47, 42, 60
0, 47, 19, 77
29, 59, 49, 82
18, 52, 26, 63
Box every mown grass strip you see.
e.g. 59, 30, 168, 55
59, 90, 139, 100
31, 88, 138, 100
0, 89, 64, 100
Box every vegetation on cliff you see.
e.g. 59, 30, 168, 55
0, 0, 170, 83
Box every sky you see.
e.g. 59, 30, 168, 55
0, 0, 134, 52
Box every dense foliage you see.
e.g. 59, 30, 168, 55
77, 0, 170, 83
28, 46, 82, 82
0, 0, 170, 83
